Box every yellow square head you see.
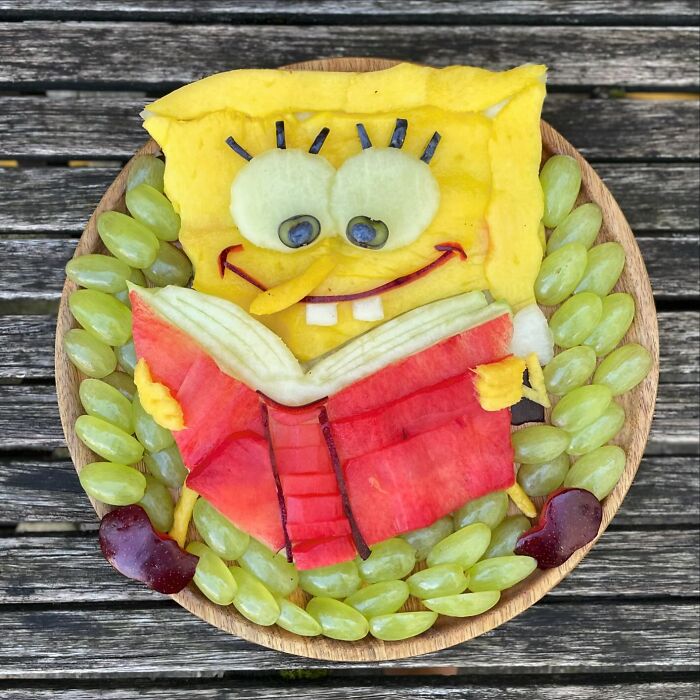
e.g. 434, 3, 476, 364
144, 63, 546, 361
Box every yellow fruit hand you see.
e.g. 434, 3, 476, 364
522, 352, 551, 408
474, 356, 527, 411
134, 358, 185, 430
248, 254, 337, 316
169, 485, 199, 548
507, 483, 537, 518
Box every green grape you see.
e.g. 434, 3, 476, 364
468, 555, 537, 592
593, 343, 652, 396
113, 288, 131, 309
63, 329, 117, 378
228, 567, 280, 626
567, 401, 625, 456
66, 254, 133, 293
275, 597, 322, 636
97, 211, 159, 268
69, 289, 132, 347
517, 453, 570, 497
543, 345, 597, 396
238, 538, 298, 596
369, 611, 437, 641
423, 590, 501, 617
426, 522, 491, 569
102, 371, 137, 400
126, 154, 165, 193
344, 580, 410, 617
144, 444, 187, 488
540, 155, 582, 228
78, 461, 146, 505
564, 445, 626, 500
454, 491, 508, 530
299, 560, 360, 599
534, 242, 588, 306
551, 384, 612, 433
550, 293, 603, 349
406, 564, 469, 599
126, 183, 181, 241
129, 267, 146, 285
512, 425, 570, 464
483, 516, 532, 558
75, 415, 143, 464
358, 538, 416, 583
583, 293, 635, 357
79, 378, 134, 434
115, 339, 137, 376
575, 242, 625, 296
401, 516, 454, 561
306, 597, 369, 641
547, 202, 602, 253
132, 396, 174, 452
138, 473, 174, 531
143, 241, 192, 287
193, 498, 250, 560
186, 541, 238, 605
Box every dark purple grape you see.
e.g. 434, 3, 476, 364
99, 504, 198, 594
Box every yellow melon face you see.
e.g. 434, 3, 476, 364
143, 63, 546, 362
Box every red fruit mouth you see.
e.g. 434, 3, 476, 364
218, 242, 468, 303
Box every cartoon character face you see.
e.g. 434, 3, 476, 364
143, 63, 546, 361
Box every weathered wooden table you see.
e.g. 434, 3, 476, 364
0, 2, 698, 697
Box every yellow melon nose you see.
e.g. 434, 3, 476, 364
248, 246, 337, 316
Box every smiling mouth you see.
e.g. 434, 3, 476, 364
218, 242, 468, 304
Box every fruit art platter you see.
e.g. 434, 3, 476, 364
54, 57, 659, 661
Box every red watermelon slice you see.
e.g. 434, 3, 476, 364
130, 290, 516, 569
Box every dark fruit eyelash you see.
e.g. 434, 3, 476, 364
389, 118, 408, 148
309, 127, 330, 154
225, 135, 253, 161
276, 120, 286, 149
420, 132, 442, 164
356, 123, 372, 149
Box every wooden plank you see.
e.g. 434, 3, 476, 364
1, 528, 696, 605
0, 24, 698, 89
1, 683, 699, 700
0, 234, 696, 304
0, 381, 697, 453
0, 601, 697, 675
1, 311, 695, 383
2, 94, 698, 162
0, 449, 697, 527
3, 164, 697, 233
0, 1, 698, 24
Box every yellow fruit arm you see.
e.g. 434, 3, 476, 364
134, 358, 185, 431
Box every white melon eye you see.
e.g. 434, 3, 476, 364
230, 149, 335, 253
330, 147, 440, 252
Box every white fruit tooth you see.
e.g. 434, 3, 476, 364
352, 296, 385, 322
306, 303, 338, 326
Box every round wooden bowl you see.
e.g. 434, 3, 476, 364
55, 57, 659, 661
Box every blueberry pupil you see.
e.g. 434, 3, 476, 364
289, 220, 313, 245
350, 222, 376, 243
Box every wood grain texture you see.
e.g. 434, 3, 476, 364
1, 0, 698, 24
1, 602, 697, 676
4, 378, 684, 452
50, 57, 660, 662
1, 24, 699, 88
2, 453, 696, 527
1, 235, 696, 304
2, 528, 697, 604
2, 312, 696, 383
1, 683, 699, 700
2, 94, 698, 161
3, 164, 697, 233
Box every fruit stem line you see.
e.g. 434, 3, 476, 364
259, 402, 293, 562
318, 406, 371, 560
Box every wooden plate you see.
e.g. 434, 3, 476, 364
54, 57, 659, 661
